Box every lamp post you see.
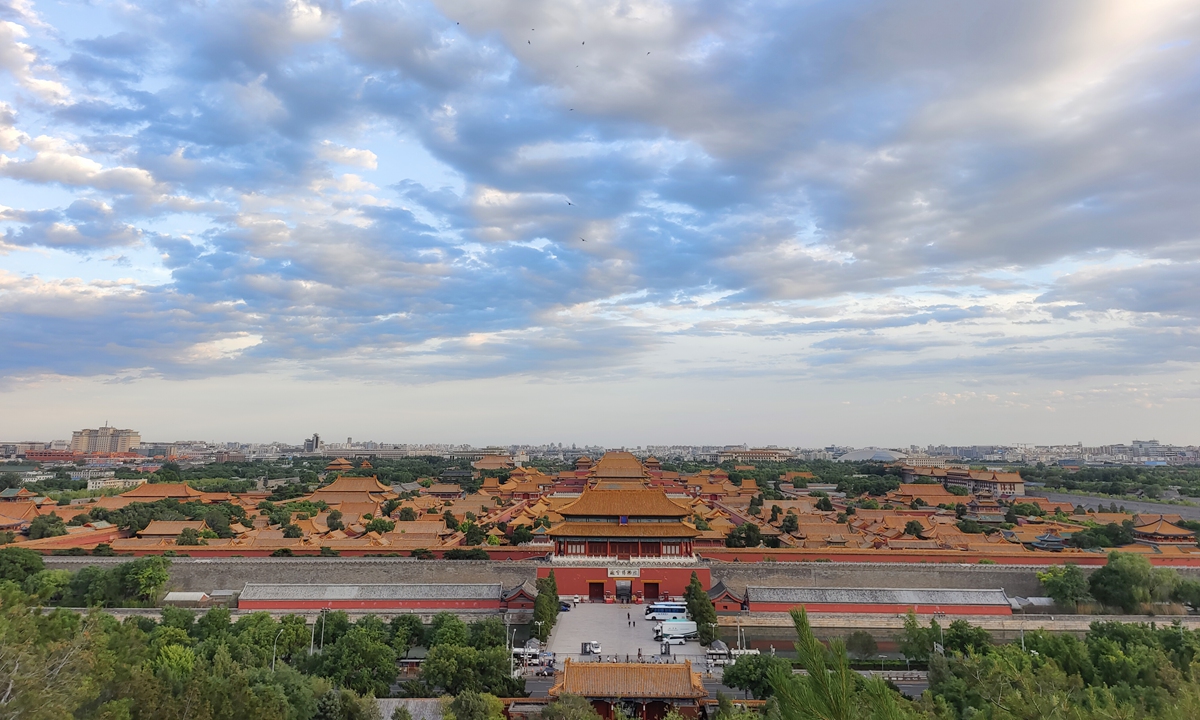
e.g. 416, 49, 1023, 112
272, 627, 285, 671
320, 607, 329, 651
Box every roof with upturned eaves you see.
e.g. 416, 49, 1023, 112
557, 488, 689, 518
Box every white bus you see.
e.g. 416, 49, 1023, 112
644, 601, 689, 620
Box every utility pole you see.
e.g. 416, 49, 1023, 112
272, 627, 285, 671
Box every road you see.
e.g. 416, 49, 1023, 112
1027, 490, 1200, 520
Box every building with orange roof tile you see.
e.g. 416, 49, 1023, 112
118, 482, 206, 502
1133, 518, 1197, 546
0, 501, 39, 531
139, 520, 207, 538
549, 659, 707, 720
549, 486, 697, 562
324, 458, 354, 473
473, 454, 516, 471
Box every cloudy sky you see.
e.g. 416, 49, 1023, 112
1, 0, 1198, 447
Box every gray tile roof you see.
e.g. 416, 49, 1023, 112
377, 698, 444, 720
240, 583, 502, 601
746, 586, 1010, 606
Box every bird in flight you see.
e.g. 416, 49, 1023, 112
580, 237, 586, 242
566, 200, 573, 205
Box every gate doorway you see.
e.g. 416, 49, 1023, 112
643, 582, 660, 601
615, 580, 632, 603
588, 582, 606, 602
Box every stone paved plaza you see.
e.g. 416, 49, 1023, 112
546, 601, 707, 664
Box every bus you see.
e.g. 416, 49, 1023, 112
644, 601, 689, 620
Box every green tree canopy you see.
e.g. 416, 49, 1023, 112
0, 546, 45, 583
1037, 564, 1091, 608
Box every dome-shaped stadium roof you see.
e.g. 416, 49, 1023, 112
835, 448, 907, 463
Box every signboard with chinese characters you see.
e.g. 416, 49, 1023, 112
607, 567, 641, 578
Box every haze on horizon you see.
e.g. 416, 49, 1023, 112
1, 0, 1198, 446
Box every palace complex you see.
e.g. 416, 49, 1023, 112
5, 452, 1198, 574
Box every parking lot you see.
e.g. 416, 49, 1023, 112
547, 602, 707, 664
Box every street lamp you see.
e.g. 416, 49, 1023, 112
272, 627, 285, 671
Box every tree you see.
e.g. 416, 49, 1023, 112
898, 610, 938, 662
511, 525, 534, 545
769, 608, 918, 720
721, 652, 793, 699
815, 496, 834, 512
365, 518, 396, 533
319, 626, 398, 697
1089, 551, 1179, 612
725, 523, 762, 548
28, 514, 68, 540
685, 571, 720, 645
0, 472, 20, 490
781, 512, 799, 534
943, 619, 991, 655
770, 505, 782, 523
326, 509, 345, 531
177, 527, 206, 545
533, 571, 560, 641
428, 612, 469, 647
956, 519, 986, 534
449, 691, 504, 720
283, 523, 304, 538
390, 614, 424, 656
118, 556, 170, 604
1037, 564, 1090, 609
903, 520, 925, 538
469, 616, 508, 649
398, 507, 417, 521
313, 687, 382, 720
0, 546, 45, 583
445, 548, 489, 560
539, 694, 601, 720
844, 630, 877, 661
443, 510, 458, 529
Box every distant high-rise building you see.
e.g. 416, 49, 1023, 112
70, 425, 140, 453
303, 433, 323, 453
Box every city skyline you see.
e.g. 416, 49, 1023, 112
2, 1, 1198, 443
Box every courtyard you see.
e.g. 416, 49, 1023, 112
546, 601, 707, 664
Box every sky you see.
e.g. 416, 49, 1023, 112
1, 0, 1198, 447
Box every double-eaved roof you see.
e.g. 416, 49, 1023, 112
746, 586, 1010, 607
557, 488, 689, 518
240, 583, 503, 602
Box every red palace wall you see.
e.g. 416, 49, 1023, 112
539, 566, 710, 601
238, 598, 502, 611
749, 602, 1012, 616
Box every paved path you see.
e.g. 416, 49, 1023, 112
1027, 490, 1200, 520
547, 602, 707, 663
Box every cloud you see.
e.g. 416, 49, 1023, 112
0, 20, 69, 103
0, 0, 1194, 399
316, 141, 378, 169
1039, 262, 1200, 319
